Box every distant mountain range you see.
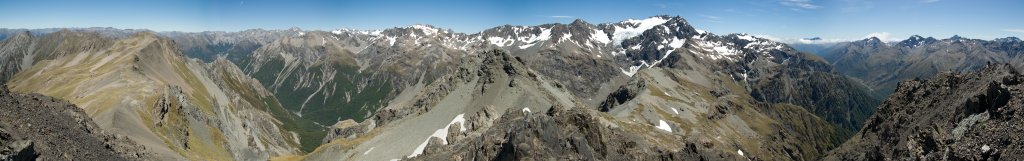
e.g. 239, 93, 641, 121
805, 35, 1024, 97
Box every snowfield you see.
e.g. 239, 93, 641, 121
656, 120, 672, 132
409, 114, 467, 157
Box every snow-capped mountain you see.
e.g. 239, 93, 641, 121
821, 35, 1024, 97
0, 15, 892, 160
156, 15, 879, 133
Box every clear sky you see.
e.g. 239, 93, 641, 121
1, 0, 1022, 41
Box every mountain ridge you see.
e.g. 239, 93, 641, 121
825, 63, 1024, 160
0, 15, 889, 160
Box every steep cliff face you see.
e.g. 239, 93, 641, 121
6, 32, 300, 160
825, 64, 1024, 160
0, 86, 151, 161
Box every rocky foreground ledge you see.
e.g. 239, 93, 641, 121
825, 64, 1024, 160
0, 86, 151, 160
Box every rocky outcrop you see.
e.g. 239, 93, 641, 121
320, 119, 373, 144
825, 64, 1024, 160
372, 49, 545, 126
0, 86, 151, 160
410, 105, 738, 161
598, 78, 645, 112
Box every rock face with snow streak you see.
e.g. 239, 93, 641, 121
825, 64, 1024, 160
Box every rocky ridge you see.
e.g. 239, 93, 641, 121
825, 64, 1024, 160
5, 32, 301, 160
0, 86, 151, 160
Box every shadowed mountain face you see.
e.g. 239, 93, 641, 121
820, 36, 1024, 98
825, 64, 1024, 160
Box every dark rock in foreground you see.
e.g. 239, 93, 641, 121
0, 86, 151, 161
410, 105, 737, 161
824, 64, 1024, 160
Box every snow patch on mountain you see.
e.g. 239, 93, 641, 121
409, 114, 467, 157
518, 43, 536, 49
520, 28, 552, 43
487, 37, 512, 46
412, 24, 440, 35
713, 46, 738, 56
737, 34, 757, 41
386, 36, 397, 46
620, 63, 645, 76
591, 29, 611, 44
612, 17, 670, 46
330, 28, 382, 36
559, 33, 573, 43
694, 39, 739, 60
656, 120, 672, 132
650, 38, 685, 67
695, 29, 708, 34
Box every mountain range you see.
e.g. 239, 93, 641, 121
1, 15, 1021, 160
810, 35, 1024, 98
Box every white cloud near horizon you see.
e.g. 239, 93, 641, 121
701, 14, 723, 23
1005, 29, 1024, 33
549, 15, 573, 19
757, 34, 850, 44
756, 32, 902, 44
780, 0, 821, 10
865, 32, 898, 42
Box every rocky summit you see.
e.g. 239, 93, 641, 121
825, 64, 1024, 160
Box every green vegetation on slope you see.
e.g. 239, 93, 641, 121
237, 57, 394, 152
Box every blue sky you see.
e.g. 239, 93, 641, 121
1, 0, 1022, 41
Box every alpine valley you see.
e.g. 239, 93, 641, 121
1, 14, 1022, 161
